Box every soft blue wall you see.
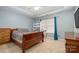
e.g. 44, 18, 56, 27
34, 8, 75, 39
0, 7, 34, 31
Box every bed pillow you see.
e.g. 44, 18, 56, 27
16, 28, 29, 32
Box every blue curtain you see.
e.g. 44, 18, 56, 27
54, 16, 58, 40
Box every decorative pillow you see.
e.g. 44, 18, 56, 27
16, 28, 29, 32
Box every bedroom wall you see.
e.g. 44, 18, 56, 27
0, 7, 34, 31
34, 8, 75, 39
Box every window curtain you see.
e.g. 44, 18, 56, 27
54, 16, 58, 40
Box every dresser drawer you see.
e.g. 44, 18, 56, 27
0, 28, 11, 44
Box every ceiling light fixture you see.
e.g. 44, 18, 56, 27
34, 7, 41, 10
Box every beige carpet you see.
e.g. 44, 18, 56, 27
0, 39, 65, 53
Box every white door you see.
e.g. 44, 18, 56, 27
46, 18, 54, 33
40, 18, 54, 39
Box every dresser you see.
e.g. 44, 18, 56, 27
0, 28, 11, 44
65, 32, 79, 53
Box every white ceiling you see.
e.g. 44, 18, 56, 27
9, 6, 75, 18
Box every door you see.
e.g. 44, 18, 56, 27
40, 18, 54, 39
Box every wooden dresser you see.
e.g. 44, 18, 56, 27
0, 28, 11, 44
65, 32, 79, 53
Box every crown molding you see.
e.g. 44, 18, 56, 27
36, 6, 75, 18
8, 6, 75, 18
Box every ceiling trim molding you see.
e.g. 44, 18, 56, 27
36, 6, 75, 17
8, 6, 75, 18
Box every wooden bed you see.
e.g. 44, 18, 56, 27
11, 29, 44, 53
